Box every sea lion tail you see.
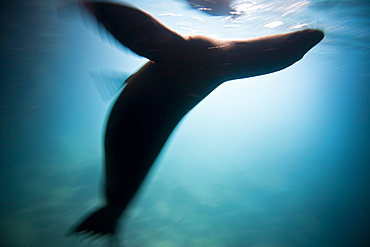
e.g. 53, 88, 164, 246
68, 205, 121, 237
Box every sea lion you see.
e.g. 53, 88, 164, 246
70, 0, 324, 238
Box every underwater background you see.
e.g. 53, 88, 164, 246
1, 0, 369, 246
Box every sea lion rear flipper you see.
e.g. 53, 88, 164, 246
69, 205, 121, 237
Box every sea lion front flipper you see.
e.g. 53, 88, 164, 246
89, 69, 130, 101
82, 1, 185, 61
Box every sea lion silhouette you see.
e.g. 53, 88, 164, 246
70, 0, 324, 238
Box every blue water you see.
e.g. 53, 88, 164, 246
1, 0, 369, 246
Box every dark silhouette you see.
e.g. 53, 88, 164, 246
70, 0, 324, 238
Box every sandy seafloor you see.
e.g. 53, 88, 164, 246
1, 0, 369, 246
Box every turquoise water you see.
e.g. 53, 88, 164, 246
1, 0, 369, 246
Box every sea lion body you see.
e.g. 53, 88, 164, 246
70, 1, 324, 237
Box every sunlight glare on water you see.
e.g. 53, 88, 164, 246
0, 0, 369, 246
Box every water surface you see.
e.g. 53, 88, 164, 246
1, 0, 369, 246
